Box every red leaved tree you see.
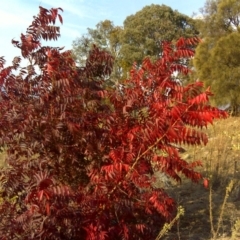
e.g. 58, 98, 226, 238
0, 7, 227, 239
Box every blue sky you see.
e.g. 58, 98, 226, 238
1, 0, 205, 65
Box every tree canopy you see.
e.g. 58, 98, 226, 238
72, 4, 199, 80
193, 0, 240, 114
72, 20, 122, 81
119, 4, 199, 76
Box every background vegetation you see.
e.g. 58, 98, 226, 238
193, 0, 240, 115
72, 0, 240, 115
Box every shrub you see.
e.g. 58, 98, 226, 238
0, 6, 227, 239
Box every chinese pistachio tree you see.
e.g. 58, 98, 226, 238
0, 6, 227, 239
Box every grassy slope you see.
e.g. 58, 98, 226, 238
164, 117, 240, 239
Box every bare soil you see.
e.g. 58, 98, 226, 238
163, 178, 240, 239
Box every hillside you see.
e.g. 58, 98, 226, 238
163, 116, 240, 239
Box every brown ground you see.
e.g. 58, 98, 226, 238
162, 179, 240, 239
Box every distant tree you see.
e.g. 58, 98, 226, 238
72, 4, 199, 81
119, 4, 199, 78
0, 6, 227, 239
193, 0, 240, 114
72, 20, 122, 81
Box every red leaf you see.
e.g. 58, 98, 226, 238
38, 179, 53, 190
203, 178, 209, 189
46, 202, 50, 216
58, 14, 63, 24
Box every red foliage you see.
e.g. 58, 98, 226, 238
203, 178, 209, 189
0, 7, 227, 239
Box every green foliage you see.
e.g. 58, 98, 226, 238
72, 4, 199, 80
193, 0, 240, 114
72, 20, 122, 80
119, 4, 199, 76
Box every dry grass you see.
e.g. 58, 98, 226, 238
163, 116, 240, 239
195, 117, 240, 184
